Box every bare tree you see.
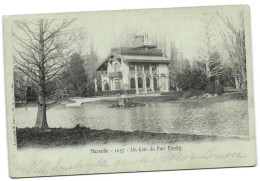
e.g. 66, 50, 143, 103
13, 18, 77, 129
197, 15, 222, 79
217, 11, 247, 95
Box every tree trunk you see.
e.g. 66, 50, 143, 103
34, 103, 48, 129
34, 19, 49, 129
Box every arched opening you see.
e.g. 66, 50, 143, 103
146, 77, 150, 88
130, 78, 135, 89
103, 80, 109, 91
114, 62, 120, 72
153, 77, 158, 91
138, 77, 143, 88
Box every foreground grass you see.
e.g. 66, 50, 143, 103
16, 125, 236, 149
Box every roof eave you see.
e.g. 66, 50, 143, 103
125, 59, 171, 64
96, 52, 124, 71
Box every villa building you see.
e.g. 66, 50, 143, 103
95, 36, 171, 94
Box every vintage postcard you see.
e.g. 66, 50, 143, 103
3, 5, 256, 178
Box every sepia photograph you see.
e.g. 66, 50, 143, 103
3, 4, 256, 178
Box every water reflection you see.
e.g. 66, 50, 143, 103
15, 99, 249, 138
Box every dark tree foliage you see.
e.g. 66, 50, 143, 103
176, 68, 207, 91
215, 84, 224, 95
26, 86, 38, 102
65, 53, 89, 97
220, 67, 236, 88
176, 69, 192, 91
191, 69, 208, 90
205, 82, 215, 95
85, 47, 99, 97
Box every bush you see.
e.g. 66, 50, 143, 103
193, 90, 205, 97
183, 90, 194, 98
191, 69, 207, 90
205, 82, 215, 95
171, 94, 180, 100
176, 68, 207, 91
171, 91, 183, 100
176, 69, 192, 91
215, 85, 224, 95
227, 92, 246, 99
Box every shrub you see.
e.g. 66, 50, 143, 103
171, 91, 183, 100
193, 90, 205, 97
171, 94, 179, 100
191, 69, 207, 90
176, 69, 192, 91
176, 68, 207, 91
205, 82, 215, 95
215, 84, 224, 95
227, 92, 246, 99
220, 67, 236, 88
183, 90, 194, 98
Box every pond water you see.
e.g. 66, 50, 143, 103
15, 99, 249, 138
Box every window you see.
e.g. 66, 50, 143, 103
146, 77, 150, 88
138, 77, 143, 88
114, 62, 120, 72
137, 64, 142, 72
129, 63, 135, 72
152, 64, 157, 73
130, 78, 135, 89
144, 63, 149, 72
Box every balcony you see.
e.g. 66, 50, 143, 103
101, 73, 108, 77
109, 71, 123, 78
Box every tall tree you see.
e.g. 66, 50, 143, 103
13, 18, 77, 129
65, 53, 89, 97
168, 41, 191, 90
85, 45, 99, 96
197, 15, 222, 80
169, 41, 179, 90
217, 11, 247, 95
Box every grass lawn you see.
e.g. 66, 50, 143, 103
16, 125, 237, 149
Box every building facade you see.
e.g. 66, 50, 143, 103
95, 44, 170, 94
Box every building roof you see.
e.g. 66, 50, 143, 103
122, 55, 170, 63
96, 52, 170, 71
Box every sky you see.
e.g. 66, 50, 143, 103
8, 5, 246, 62
68, 5, 246, 61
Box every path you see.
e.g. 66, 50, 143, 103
66, 93, 162, 107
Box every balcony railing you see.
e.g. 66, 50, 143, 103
101, 73, 108, 77
109, 71, 122, 78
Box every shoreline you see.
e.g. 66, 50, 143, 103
16, 126, 244, 149
15, 91, 246, 108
